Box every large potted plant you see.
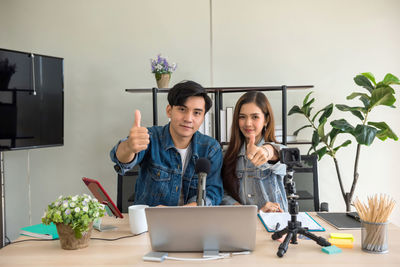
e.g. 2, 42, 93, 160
42, 194, 105, 249
289, 72, 399, 212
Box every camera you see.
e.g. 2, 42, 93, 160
279, 148, 301, 167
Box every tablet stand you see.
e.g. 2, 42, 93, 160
271, 148, 331, 257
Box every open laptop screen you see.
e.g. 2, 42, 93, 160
145, 205, 257, 252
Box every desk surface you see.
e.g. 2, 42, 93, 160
0, 213, 399, 267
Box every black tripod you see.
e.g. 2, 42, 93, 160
271, 148, 331, 257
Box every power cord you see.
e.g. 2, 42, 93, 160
4, 235, 136, 246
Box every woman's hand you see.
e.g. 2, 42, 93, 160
246, 134, 273, 166
261, 202, 283, 213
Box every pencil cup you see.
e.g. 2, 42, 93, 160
128, 205, 149, 235
361, 220, 388, 254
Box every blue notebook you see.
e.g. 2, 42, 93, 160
258, 211, 325, 232
20, 222, 59, 239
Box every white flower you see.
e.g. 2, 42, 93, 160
82, 206, 89, 212
70, 202, 76, 208
58, 195, 63, 199
93, 198, 98, 203
55, 201, 60, 206
74, 207, 81, 213
99, 204, 105, 210
94, 212, 99, 217
56, 210, 61, 216
72, 195, 78, 201
62, 201, 68, 208
42, 211, 47, 218
65, 209, 71, 215
84, 198, 89, 203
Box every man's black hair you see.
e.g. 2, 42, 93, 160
167, 80, 212, 113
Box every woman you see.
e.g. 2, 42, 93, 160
221, 91, 288, 212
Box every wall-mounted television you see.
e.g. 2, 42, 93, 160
0, 48, 64, 151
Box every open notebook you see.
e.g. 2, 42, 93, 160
258, 211, 325, 232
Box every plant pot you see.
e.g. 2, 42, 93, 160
55, 222, 93, 250
155, 73, 170, 88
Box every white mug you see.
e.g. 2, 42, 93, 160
128, 205, 149, 235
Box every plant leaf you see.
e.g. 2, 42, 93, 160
335, 104, 365, 120
318, 103, 334, 124
368, 121, 399, 141
331, 119, 354, 133
302, 98, 315, 117
303, 91, 314, 106
333, 140, 352, 152
353, 124, 378, 145
354, 75, 374, 93
316, 146, 328, 160
317, 117, 327, 139
370, 86, 396, 108
361, 72, 376, 86
382, 73, 400, 85
329, 128, 341, 147
293, 125, 312, 136
311, 130, 319, 149
288, 105, 303, 116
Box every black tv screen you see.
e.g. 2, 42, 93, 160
0, 48, 64, 151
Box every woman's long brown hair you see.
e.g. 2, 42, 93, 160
222, 91, 277, 202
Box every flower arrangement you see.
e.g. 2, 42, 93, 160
42, 194, 105, 238
150, 54, 177, 80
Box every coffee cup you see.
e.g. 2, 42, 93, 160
128, 205, 149, 235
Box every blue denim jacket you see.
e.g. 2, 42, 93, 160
221, 139, 288, 212
110, 123, 223, 207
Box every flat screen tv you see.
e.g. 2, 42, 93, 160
0, 48, 64, 151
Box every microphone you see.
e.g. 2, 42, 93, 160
195, 158, 211, 206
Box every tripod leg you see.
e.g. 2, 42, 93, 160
277, 231, 293, 257
272, 228, 288, 240
298, 228, 331, 247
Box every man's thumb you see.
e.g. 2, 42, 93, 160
134, 110, 141, 127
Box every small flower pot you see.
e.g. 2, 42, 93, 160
56, 222, 93, 250
155, 73, 171, 88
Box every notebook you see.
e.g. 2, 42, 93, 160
258, 211, 325, 232
20, 222, 59, 239
145, 205, 257, 252
316, 212, 361, 230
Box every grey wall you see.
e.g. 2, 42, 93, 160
1, 0, 399, 241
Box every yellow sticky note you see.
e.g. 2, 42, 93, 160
330, 233, 354, 241
329, 238, 354, 248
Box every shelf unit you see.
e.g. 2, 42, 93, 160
126, 85, 313, 145
124, 85, 322, 211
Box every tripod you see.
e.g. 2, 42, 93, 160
271, 148, 331, 257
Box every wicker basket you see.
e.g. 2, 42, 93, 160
56, 222, 93, 250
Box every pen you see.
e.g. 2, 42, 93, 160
275, 222, 280, 232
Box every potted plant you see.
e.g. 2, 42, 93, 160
42, 194, 105, 250
288, 72, 399, 212
150, 54, 177, 88
0, 58, 16, 89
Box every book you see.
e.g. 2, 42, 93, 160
258, 211, 325, 232
316, 212, 361, 230
20, 222, 59, 239
226, 107, 233, 141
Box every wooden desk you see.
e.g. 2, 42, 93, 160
0, 213, 399, 266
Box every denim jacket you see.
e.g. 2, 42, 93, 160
110, 123, 223, 207
221, 139, 288, 212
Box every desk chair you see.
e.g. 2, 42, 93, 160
293, 154, 328, 212
117, 165, 139, 212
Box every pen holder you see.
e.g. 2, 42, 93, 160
361, 220, 388, 254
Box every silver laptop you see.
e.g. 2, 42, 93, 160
145, 205, 257, 253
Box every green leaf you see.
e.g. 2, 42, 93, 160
354, 75, 374, 93
353, 124, 378, 145
318, 104, 334, 124
311, 109, 324, 123
317, 117, 327, 139
293, 125, 312, 136
302, 98, 315, 117
328, 128, 341, 147
336, 104, 365, 121
331, 119, 354, 133
361, 72, 376, 86
333, 140, 352, 152
368, 121, 399, 141
359, 95, 371, 109
382, 73, 400, 85
346, 92, 370, 100
316, 146, 328, 160
311, 130, 319, 149
288, 105, 303, 116
303, 91, 314, 106
370, 86, 396, 108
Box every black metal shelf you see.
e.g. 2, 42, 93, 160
125, 85, 313, 145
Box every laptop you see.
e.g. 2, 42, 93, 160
145, 205, 257, 253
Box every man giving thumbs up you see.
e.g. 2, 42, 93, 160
110, 81, 223, 207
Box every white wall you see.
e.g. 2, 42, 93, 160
1, 0, 399, 241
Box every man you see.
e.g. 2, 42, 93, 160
110, 80, 223, 206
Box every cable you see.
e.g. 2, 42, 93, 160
90, 235, 136, 241
4, 235, 136, 246
163, 251, 251, 262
